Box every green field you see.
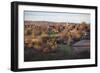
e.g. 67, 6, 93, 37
24, 44, 73, 61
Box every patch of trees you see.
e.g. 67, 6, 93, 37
24, 22, 90, 53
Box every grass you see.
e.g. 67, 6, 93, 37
24, 44, 73, 62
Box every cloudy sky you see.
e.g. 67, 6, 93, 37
24, 11, 90, 23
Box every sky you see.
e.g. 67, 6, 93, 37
24, 11, 90, 23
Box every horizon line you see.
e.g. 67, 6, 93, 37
24, 20, 90, 24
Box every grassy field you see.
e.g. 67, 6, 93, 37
24, 44, 73, 61
24, 43, 90, 62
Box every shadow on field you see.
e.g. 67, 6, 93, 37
24, 44, 90, 62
